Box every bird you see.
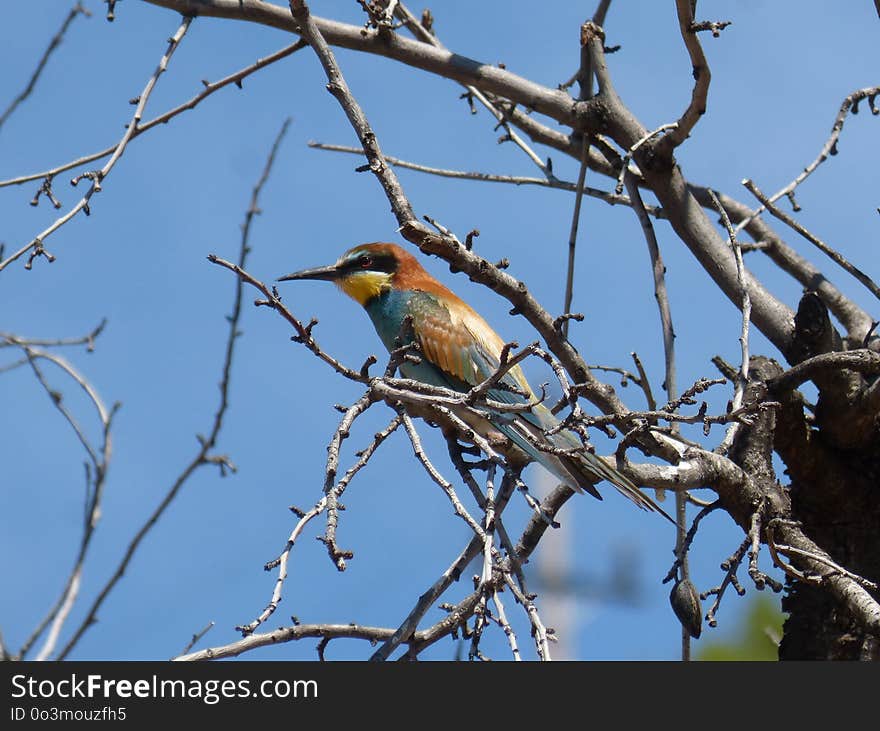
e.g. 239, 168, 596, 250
278, 242, 672, 522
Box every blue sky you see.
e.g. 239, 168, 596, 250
1, 1, 878, 661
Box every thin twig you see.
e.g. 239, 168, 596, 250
0, 15, 194, 273
745, 510, 783, 593
393, 2, 558, 182
398, 411, 486, 540
0, 41, 307, 191
468, 462, 499, 661
661, 0, 711, 151
734, 86, 880, 233
708, 190, 751, 455
624, 169, 688, 658
615, 123, 678, 194
320, 392, 376, 570
369, 534, 483, 661
663, 500, 722, 583
772, 543, 878, 591
0, 319, 107, 351
55, 117, 288, 659
211, 256, 365, 381
175, 622, 402, 661
743, 179, 880, 302
307, 141, 658, 212
491, 589, 521, 661
702, 537, 749, 628
765, 535, 821, 586
5, 340, 116, 661
584, 397, 766, 432
562, 136, 591, 338
237, 498, 327, 635
334, 415, 402, 493
179, 621, 216, 656
0, 3, 90, 130
503, 574, 552, 661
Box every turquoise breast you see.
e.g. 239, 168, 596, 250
363, 289, 462, 390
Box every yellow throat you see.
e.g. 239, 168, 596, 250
336, 270, 393, 306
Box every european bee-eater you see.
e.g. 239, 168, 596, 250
279, 242, 670, 520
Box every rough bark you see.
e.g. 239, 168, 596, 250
760, 296, 880, 659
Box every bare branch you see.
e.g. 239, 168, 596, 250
179, 621, 216, 656
661, 0, 712, 151
767, 349, 880, 394
502, 573, 551, 661
735, 86, 880, 233
692, 186, 875, 346
614, 123, 678, 195
2, 338, 116, 661
288, 0, 416, 228
394, 2, 558, 182
768, 519, 880, 636
398, 410, 486, 540
319, 393, 375, 571
624, 168, 691, 656
664, 500, 722, 583
0, 15, 194, 273
54, 118, 288, 659
307, 141, 656, 212
209, 256, 366, 382
0, 41, 307, 192
702, 537, 749, 628
561, 136, 590, 338
743, 179, 880, 302
369, 534, 483, 661
0, 3, 90, 130
770, 542, 877, 591
708, 190, 752, 455
746, 510, 783, 592
490, 587, 521, 661
175, 622, 402, 661
0, 319, 107, 351
143, 0, 578, 126
579, 29, 797, 359
237, 497, 327, 636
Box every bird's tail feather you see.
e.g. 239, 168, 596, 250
567, 451, 675, 524
494, 413, 675, 524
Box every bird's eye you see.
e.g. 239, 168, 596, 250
360, 256, 373, 269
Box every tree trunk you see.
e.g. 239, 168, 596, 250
765, 294, 880, 659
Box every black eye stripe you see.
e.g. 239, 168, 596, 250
341, 252, 397, 274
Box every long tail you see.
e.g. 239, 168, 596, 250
493, 405, 676, 524
564, 450, 675, 524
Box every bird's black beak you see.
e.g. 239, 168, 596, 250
277, 263, 339, 282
